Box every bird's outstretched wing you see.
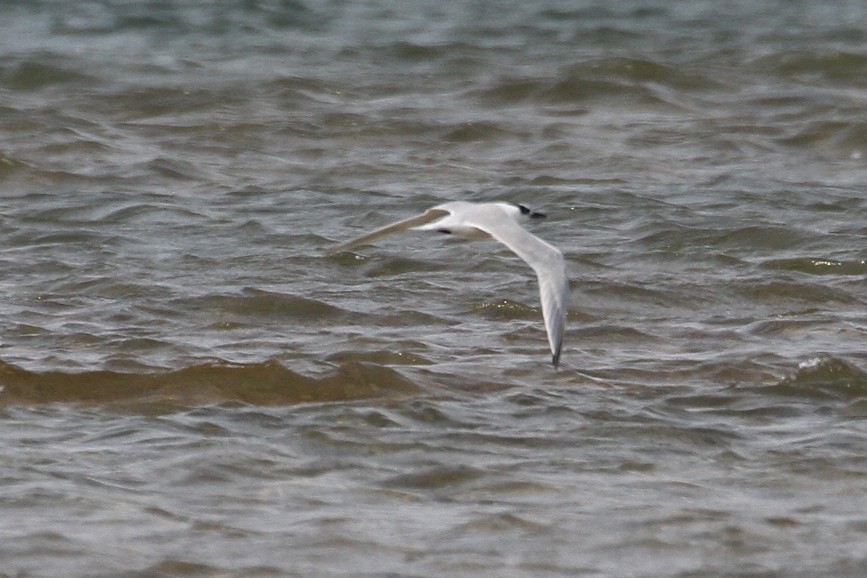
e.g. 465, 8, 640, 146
324, 208, 450, 255
468, 213, 569, 367
326, 202, 568, 367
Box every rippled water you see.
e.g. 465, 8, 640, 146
1, 1, 866, 576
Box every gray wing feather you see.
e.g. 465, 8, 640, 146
469, 216, 569, 367
324, 209, 450, 255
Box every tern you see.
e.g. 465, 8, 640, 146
325, 201, 569, 367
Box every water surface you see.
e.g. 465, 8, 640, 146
1, 1, 866, 576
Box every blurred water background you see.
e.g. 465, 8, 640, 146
1, 1, 866, 576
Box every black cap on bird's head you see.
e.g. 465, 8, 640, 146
515, 203, 546, 219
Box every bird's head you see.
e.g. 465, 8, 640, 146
509, 202, 546, 221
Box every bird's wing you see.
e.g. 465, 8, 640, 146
324, 208, 450, 255
469, 213, 569, 367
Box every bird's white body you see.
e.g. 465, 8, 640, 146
326, 201, 569, 367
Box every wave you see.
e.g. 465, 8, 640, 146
762, 257, 867, 276
471, 57, 720, 108
752, 49, 867, 86
0, 358, 422, 408
173, 289, 352, 322
768, 355, 867, 399
0, 59, 96, 91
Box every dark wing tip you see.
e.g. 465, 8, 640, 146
552, 349, 561, 369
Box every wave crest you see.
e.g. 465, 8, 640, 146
771, 355, 867, 399
0, 358, 421, 408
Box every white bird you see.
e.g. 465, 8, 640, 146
325, 201, 569, 367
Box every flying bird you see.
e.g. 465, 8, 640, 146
326, 201, 569, 367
